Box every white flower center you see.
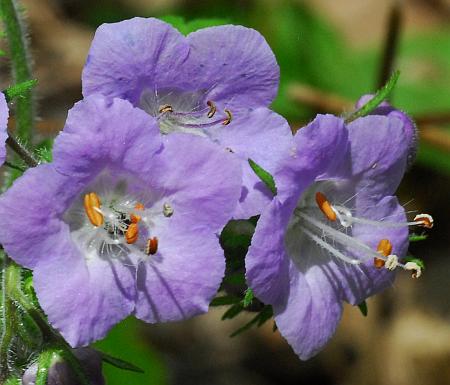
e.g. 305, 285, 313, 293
285, 181, 429, 278
139, 88, 232, 137
64, 172, 173, 262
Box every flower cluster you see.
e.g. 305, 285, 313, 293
0, 17, 431, 363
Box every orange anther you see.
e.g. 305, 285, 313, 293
414, 214, 433, 229
145, 237, 158, 255
125, 223, 139, 244
374, 239, 392, 269
315, 192, 336, 221
135, 202, 145, 211
83, 192, 104, 227
130, 214, 141, 223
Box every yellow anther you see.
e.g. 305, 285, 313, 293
125, 223, 139, 244
374, 239, 392, 268
159, 104, 173, 114
414, 214, 434, 229
83, 192, 104, 227
222, 109, 232, 125
145, 237, 158, 255
315, 192, 336, 221
207, 100, 217, 118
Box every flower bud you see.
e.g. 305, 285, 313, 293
22, 348, 105, 385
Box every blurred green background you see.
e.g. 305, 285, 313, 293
2, 1, 449, 384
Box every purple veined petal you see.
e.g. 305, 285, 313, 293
82, 17, 190, 104
184, 25, 279, 108
0, 92, 9, 166
33, 232, 136, 347
53, 94, 162, 179
341, 194, 408, 304
347, 115, 409, 198
245, 198, 292, 305
142, 132, 242, 231
355, 94, 418, 167
273, 261, 343, 360
275, 114, 349, 203
209, 108, 293, 218
0, 165, 84, 269
134, 223, 225, 322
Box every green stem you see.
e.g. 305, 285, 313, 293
35, 349, 61, 385
6, 133, 38, 167
0, 255, 19, 380
0, 0, 34, 142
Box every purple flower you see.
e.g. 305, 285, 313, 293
0, 94, 242, 346
82, 17, 293, 218
246, 108, 429, 359
0, 92, 9, 166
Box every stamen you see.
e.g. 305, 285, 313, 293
84, 192, 104, 227
207, 100, 217, 118
125, 223, 139, 244
222, 109, 232, 125
404, 262, 422, 278
413, 214, 434, 229
145, 237, 158, 255
384, 254, 399, 271
159, 104, 173, 114
315, 192, 337, 221
163, 203, 174, 218
374, 239, 392, 268
333, 206, 434, 230
301, 227, 361, 265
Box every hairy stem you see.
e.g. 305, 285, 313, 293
0, 0, 34, 142
6, 133, 38, 167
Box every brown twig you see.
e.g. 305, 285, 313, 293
287, 83, 353, 114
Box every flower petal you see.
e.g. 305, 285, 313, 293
274, 261, 343, 360
347, 115, 409, 197
82, 17, 190, 104
245, 198, 292, 304
0, 92, 8, 166
0, 165, 83, 269
33, 231, 136, 346
134, 225, 224, 322
210, 108, 293, 218
143, 133, 242, 231
53, 94, 162, 179
183, 25, 279, 108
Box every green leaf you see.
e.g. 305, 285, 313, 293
4, 377, 21, 385
100, 351, 144, 374
221, 303, 244, 320
210, 295, 241, 307
345, 70, 400, 123
357, 301, 368, 317
409, 233, 428, 242
242, 288, 254, 308
4, 79, 37, 102
403, 256, 425, 270
229, 305, 273, 337
248, 158, 277, 195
